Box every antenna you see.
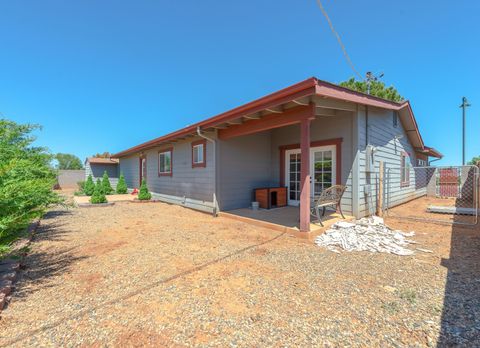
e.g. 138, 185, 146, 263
365, 71, 384, 95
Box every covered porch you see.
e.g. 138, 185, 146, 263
215, 95, 355, 233
219, 206, 351, 239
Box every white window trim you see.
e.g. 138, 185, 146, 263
158, 150, 172, 175
193, 144, 204, 164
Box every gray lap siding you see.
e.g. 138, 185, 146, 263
356, 106, 419, 217
119, 136, 215, 204
85, 162, 119, 188
217, 111, 355, 215
218, 131, 274, 211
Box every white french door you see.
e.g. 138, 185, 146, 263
285, 145, 336, 206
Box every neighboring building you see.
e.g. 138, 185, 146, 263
85, 157, 119, 188
112, 77, 442, 231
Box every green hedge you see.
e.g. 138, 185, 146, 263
0, 119, 63, 254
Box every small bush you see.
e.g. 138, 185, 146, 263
101, 171, 113, 194
77, 180, 85, 192
116, 173, 128, 194
138, 178, 151, 200
90, 179, 107, 204
84, 175, 95, 196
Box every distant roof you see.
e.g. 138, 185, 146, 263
112, 77, 442, 159
86, 157, 119, 164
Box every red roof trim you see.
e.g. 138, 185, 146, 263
86, 157, 119, 164
112, 77, 440, 158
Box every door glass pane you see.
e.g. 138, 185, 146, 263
312, 149, 334, 197
287, 152, 301, 202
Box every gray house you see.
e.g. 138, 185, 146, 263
112, 77, 441, 232
85, 157, 119, 189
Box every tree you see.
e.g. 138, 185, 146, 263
101, 171, 113, 194
339, 77, 405, 103
92, 152, 112, 158
84, 175, 95, 196
467, 156, 480, 165
90, 179, 107, 204
0, 119, 62, 245
116, 173, 128, 194
138, 178, 152, 200
55, 153, 83, 170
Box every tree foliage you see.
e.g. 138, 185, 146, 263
116, 173, 128, 194
0, 119, 62, 246
92, 152, 112, 158
101, 171, 113, 194
90, 179, 107, 204
339, 78, 405, 103
56, 153, 83, 170
467, 156, 480, 166
84, 175, 95, 196
138, 178, 152, 200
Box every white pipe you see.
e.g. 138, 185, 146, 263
197, 126, 219, 216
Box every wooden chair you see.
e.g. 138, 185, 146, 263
311, 185, 347, 226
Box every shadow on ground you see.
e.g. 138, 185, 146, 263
438, 177, 480, 346
10, 209, 87, 303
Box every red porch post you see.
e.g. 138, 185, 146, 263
299, 117, 311, 232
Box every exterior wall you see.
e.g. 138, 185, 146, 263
119, 135, 216, 212
217, 111, 355, 215
270, 111, 355, 215
217, 131, 273, 211
85, 162, 119, 188
57, 169, 85, 189
356, 106, 419, 217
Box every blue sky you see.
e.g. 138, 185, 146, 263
0, 0, 478, 165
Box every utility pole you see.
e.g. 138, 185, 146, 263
460, 97, 471, 165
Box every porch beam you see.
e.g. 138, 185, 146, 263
218, 104, 315, 140
299, 117, 311, 232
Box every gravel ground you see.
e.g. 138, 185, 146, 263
0, 192, 479, 347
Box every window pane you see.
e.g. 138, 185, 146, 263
159, 151, 171, 173
193, 144, 204, 164
197, 145, 204, 163
323, 160, 332, 171
165, 152, 171, 171
159, 154, 165, 172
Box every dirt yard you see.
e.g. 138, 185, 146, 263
1, 193, 479, 347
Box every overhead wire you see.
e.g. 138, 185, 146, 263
315, 0, 363, 80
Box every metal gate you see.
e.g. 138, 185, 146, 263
385, 165, 479, 225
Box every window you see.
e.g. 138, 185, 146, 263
417, 159, 427, 167
401, 152, 410, 186
393, 112, 398, 128
191, 140, 206, 168
158, 148, 172, 176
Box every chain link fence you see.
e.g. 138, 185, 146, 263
385, 165, 479, 225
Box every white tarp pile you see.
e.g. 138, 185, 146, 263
314, 216, 416, 256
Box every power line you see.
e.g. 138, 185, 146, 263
315, 0, 363, 80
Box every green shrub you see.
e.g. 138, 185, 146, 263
138, 178, 151, 200
84, 175, 95, 196
0, 119, 63, 253
101, 171, 113, 195
90, 179, 107, 204
116, 173, 128, 194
